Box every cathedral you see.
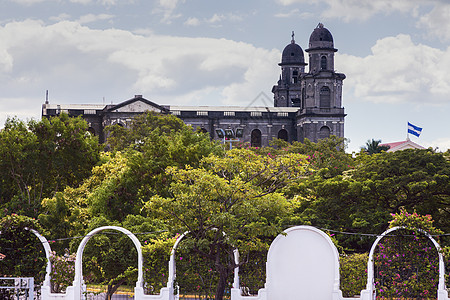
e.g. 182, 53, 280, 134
42, 23, 346, 147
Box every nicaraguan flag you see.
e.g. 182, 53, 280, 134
408, 122, 422, 137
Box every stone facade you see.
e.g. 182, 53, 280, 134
272, 23, 346, 143
41, 24, 346, 147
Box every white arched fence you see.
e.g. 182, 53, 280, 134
163, 230, 241, 298
6, 225, 448, 300
24, 227, 53, 291
231, 225, 348, 300
359, 226, 449, 300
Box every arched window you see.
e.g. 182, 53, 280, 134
251, 129, 262, 148
321, 56, 327, 70
277, 129, 288, 142
319, 126, 330, 140
320, 86, 331, 108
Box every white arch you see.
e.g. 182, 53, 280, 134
360, 226, 449, 300
231, 225, 344, 300
23, 227, 53, 289
68, 226, 144, 300
166, 231, 240, 293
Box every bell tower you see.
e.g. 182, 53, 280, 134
272, 32, 307, 108
295, 23, 346, 142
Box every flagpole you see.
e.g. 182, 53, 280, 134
406, 122, 410, 141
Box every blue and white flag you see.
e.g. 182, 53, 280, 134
408, 122, 422, 137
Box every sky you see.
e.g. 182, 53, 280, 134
1, 0, 450, 152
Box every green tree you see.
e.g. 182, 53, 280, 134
142, 232, 176, 294
145, 148, 308, 299
293, 148, 450, 252
69, 216, 137, 300
40, 122, 222, 247
39, 151, 132, 252
104, 111, 186, 152
288, 136, 353, 179
0, 214, 47, 282
340, 253, 368, 297
361, 138, 390, 154
353, 149, 450, 232
0, 115, 100, 218
129, 126, 224, 200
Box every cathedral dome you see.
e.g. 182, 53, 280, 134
306, 23, 337, 52
279, 32, 307, 66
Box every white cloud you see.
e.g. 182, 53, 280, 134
158, 0, 179, 10
183, 13, 243, 27
417, 3, 450, 42
426, 137, 450, 152
11, 0, 134, 5
337, 34, 450, 104
0, 19, 279, 112
184, 17, 200, 26
207, 14, 225, 23
9, 0, 52, 4
69, 0, 93, 4
153, 0, 185, 24
277, 0, 431, 21
0, 49, 14, 73
274, 9, 314, 19
76, 14, 114, 24
49, 13, 71, 22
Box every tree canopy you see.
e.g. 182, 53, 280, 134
1, 111, 449, 299
146, 148, 309, 299
0, 114, 100, 218
361, 138, 390, 154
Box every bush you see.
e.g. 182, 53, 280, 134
0, 214, 47, 283
374, 208, 443, 299
49, 251, 76, 293
340, 253, 368, 297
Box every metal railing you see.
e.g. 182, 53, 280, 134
0, 277, 35, 300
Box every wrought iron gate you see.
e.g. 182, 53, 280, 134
0, 277, 35, 300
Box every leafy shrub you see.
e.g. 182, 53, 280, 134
49, 251, 76, 293
374, 208, 443, 299
340, 253, 368, 297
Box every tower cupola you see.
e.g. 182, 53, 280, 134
306, 23, 337, 52
280, 32, 307, 66
305, 23, 337, 73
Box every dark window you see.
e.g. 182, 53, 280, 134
88, 127, 96, 136
301, 88, 306, 109
319, 126, 330, 140
278, 129, 288, 142
291, 98, 300, 107
321, 56, 327, 70
320, 86, 331, 108
251, 129, 262, 148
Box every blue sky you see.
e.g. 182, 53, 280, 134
1, 0, 450, 152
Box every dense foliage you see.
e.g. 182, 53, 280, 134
146, 148, 308, 299
1, 112, 449, 300
0, 214, 47, 281
374, 209, 443, 299
0, 115, 100, 218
